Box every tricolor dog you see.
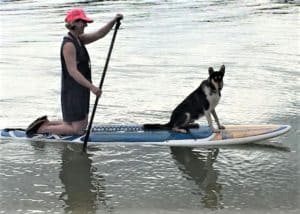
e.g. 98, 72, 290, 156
144, 65, 226, 133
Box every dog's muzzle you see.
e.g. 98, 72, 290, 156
218, 82, 223, 90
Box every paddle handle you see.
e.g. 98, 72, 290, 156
83, 19, 121, 152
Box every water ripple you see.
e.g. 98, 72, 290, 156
1, 0, 299, 213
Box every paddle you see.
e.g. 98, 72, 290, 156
83, 18, 122, 152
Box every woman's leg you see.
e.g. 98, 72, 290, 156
47, 120, 64, 126
37, 116, 88, 135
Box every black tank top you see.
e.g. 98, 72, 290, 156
60, 32, 91, 89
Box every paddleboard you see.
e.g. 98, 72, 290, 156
0, 124, 291, 147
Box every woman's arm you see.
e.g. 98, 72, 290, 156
63, 42, 101, 96
79, 14, 123, 45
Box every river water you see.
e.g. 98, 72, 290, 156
0, 0, 299, 213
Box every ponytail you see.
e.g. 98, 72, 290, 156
65, 22, 76, 30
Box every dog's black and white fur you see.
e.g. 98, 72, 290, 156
144, 65, 225, 133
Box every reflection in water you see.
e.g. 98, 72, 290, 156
170, 147, 222, 209
59, 146, 112, 213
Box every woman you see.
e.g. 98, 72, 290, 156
26, 8, 123, 136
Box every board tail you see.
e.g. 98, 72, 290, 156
3, 128, 26, 132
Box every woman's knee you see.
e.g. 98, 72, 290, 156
73, 128, 85, 135
71, 119, 88, 135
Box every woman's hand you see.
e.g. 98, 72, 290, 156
90, 85, 102, 97
114, 13, 123, 22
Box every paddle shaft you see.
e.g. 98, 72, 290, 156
83, 19, 121, 151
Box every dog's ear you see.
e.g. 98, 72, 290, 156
208, 67, 214, 75
220, 65, 225, 75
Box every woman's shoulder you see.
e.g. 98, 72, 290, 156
62, 34, 76, 48
61, 34, 75, 51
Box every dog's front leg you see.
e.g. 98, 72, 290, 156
211, 109, 225, 130
205, 111, 218, 132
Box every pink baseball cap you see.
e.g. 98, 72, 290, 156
65, 8, 93, 23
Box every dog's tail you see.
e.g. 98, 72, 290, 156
143, 123, 199, 131
143, 123, 171, 130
